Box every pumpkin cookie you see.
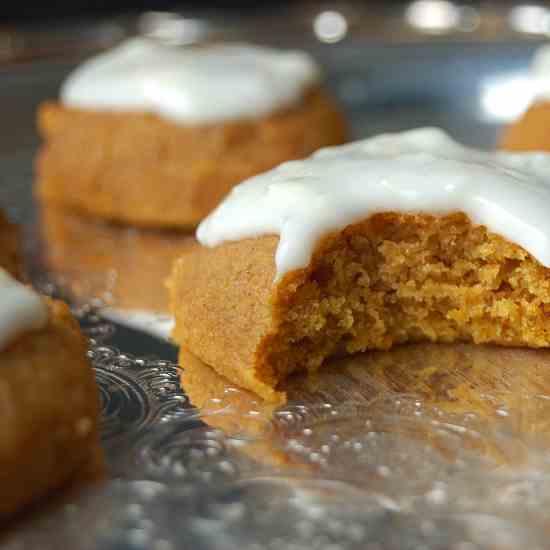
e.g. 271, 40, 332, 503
36, 39, 348, 228
0, 219, 101, 519
169, 128, 550, 400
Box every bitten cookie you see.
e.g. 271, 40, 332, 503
35, 39, 349, 228
169, 128, 550, 401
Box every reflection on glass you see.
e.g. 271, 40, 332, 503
313, 10, 349, 44
138, 11, 208, 45
509, 4, 550, 35
405, 0, 461, 33
458, 6, 480, 32
0, 31, 21, 62
480, 74, 534, 123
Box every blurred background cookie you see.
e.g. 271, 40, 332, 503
35, 38, 349, 228
501, 45, 550, 151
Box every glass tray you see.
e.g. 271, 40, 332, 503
3, 12, 550, 549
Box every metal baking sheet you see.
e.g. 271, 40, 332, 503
2, 9, 550, 549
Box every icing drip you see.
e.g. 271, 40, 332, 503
0, 270, 48, 350
198, 127, 550, 280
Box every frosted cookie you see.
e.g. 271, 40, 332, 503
39, 203, 196, 314
501, 45, 550, 151
0, 269, 101, 519
35, 38, 348, 228
169, 127, 550, 401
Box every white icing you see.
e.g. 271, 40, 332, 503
531, 45, 550, 101
0, 269, 48, 350
197, 127, 550, 281
61, 38, 320, 124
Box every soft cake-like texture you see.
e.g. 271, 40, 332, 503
35, 89, 348, 228
500, 102, 550, 151
169, 213, 550, 401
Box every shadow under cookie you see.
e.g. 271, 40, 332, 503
180, 342, 550, 468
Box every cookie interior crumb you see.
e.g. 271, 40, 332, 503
257, 212, 550, 389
